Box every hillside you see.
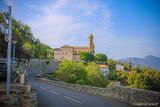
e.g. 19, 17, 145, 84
119, 55, 160, 71
0, 12, 54, 59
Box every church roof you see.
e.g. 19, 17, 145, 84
61, 45, 88, 49
73, 46, 88, 49
61, 45, 73, 48
54, 48, 60, 51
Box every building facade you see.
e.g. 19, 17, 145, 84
116, 64, 124, 71
54, 33, 95, 61
98, 64, 109, 78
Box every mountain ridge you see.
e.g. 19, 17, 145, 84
118, 55, 160, 71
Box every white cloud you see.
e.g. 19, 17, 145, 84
27, 0, 112, 48
5, 0, 13, 6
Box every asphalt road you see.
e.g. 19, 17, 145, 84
28, 77, 132, 107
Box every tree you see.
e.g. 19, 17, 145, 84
85, 62, 106, 87
127, 69, 160, 91
55, 60, 87, 84
95, 53, 107, 63
80, 52, 94, 62
128, 71, 137, 86
5, 17, 54, 60
143, 68, 160, 91
108, 70, 118, 80
116, 71, 128, 85
123, 63, 130, 71
107, 59, 116, 70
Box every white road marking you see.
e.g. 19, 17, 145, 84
40, 86, 47, 90
49, 90, 60, 95
64, 96, 82, 104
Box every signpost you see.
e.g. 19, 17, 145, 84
6, 5, 12, 99
0, 5, 12, 99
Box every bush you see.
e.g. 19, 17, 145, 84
128, 69, 160, 91
76, 79, 86, 85
55, 60, 87, 84
108, 70, 118, 80
54, 60, 108, 88
86, 62, 106, 87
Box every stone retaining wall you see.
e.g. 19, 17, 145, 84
28, 59, 59, 74
37, 78, 160, 106
0, 84, 37, 107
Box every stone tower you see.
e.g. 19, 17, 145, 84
89, 33, 95, 54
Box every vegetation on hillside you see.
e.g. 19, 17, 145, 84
0, 13, 54, 60
107, 59, 160, 91
128, 68, 160, 91
52, 60, 108, 87
52, 57, 160, 91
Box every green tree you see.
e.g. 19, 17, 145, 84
116, 71, 128, 85
85, 62, 106, 87
95, 53, 107, 63
80, 52, 94, 62
55, 60, 87, 84
107, 59, 116, 70
128, 71, 137, 86
143, 69, 160, 91
108, 70, 118, 80
123, 64, 130, 71
128, 68, 160, 91
133, 73, 147, 89
12, 18, 54, 59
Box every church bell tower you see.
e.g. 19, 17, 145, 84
89, 33, 95, 54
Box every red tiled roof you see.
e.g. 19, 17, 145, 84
98, 64, 109, 68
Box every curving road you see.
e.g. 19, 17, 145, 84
28, 77, 133, 107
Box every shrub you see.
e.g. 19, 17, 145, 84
55, 60, 87, 84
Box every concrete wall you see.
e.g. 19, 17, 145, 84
37, 78, 160, 106
28, 59, 59, 75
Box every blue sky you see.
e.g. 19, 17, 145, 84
0, 0, 160, 59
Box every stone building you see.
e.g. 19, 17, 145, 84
54, 33, 95, 61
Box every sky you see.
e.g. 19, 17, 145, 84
0, 0, 160, 59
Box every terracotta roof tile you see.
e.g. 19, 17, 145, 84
98, 64, 109, 68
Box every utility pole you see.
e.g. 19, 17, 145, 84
6, 5, 12, 99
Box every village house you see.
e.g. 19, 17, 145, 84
98, 64, 109, 78
116, 64, 124, 71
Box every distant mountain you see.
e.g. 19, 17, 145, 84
118, 55, 160, 71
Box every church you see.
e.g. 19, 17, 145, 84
54, 33, 95, 61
